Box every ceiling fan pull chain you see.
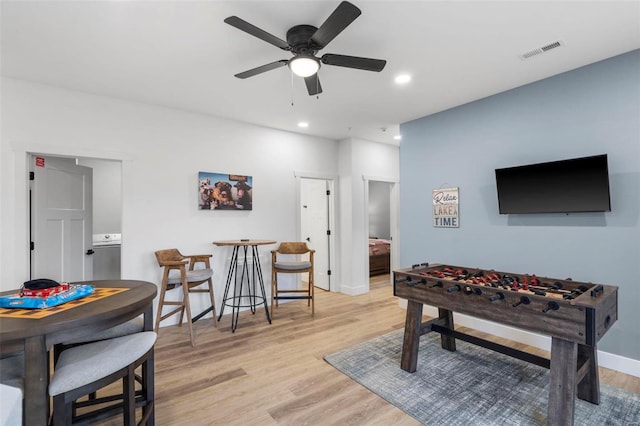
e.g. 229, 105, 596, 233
291, 71, 295, 106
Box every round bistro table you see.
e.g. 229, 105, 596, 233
213, 240, 276, 332
0, 280, 157, 426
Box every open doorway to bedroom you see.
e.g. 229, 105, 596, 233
368, 180, 392, 290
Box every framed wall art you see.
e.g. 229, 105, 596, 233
198, 172, 253, 210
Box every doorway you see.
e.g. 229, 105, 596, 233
363, 177, 399, 292
298, 176, 335, 291
29, 154, 123, 282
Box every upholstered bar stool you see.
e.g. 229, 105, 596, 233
52, 317, 146, 418
155, 249, 216, 346
0, 384, 22, 426
271, 242, 315, 316
49, 331, 157, 426
0, 354, 24, 426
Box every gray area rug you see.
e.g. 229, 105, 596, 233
324, 329, 640, 425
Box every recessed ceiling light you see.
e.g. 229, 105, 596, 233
393, 135, 402, 141
298, 121, 309, 128
395, 74, 411, 85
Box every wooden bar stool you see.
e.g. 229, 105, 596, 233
271, 242, 315, 316
154, 249, 216, 346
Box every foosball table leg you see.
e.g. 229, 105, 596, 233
577, 343, 600, 404
548, 337, 578, 426
401, 300, 423, 373
438, 308, 456, 352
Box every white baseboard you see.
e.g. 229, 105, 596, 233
413, 303, 640, 378
340, 283, 368, 295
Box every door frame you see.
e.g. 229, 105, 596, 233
294, 171, 337, 292
8, 142, 130, 285
362, 175, 399, 290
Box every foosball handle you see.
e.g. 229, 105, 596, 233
590, 285, 604, 297
542, 301, 560, 313
512, 296, 531, 307
429, 281, 444, 288
395, 276, 412, 285
408, 278, 427, 287
488, 292, 505, 302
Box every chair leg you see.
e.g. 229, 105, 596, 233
181, 271, 196, 347
155, 270, 170, 332
52, 394, 72, 426
309, 269, 316, 316
123, 365, 135, 426
271, 270, 276, 313
140, 347, 155, 425
206, 278, 217, 327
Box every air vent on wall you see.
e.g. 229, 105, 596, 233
520, 40, 564, 59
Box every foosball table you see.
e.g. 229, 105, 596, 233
393, 263, 618, 426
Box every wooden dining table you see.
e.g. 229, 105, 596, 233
0, 279, 157, 426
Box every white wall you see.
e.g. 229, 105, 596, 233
399, 50, 640, 374
0, 78, 340, 322
369, 181, 391, 239
339, 138, 399, 295
77, 158, 122, 234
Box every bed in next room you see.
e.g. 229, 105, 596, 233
369, 238, 391, 276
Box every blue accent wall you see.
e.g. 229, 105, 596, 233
400, 50, 640, 359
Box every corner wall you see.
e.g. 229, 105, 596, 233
339, 138, 399, 294
399, 50, 640, 363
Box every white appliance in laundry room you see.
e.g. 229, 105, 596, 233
92, 233, 121, 280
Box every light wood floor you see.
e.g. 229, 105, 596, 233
95, 274, 639, 425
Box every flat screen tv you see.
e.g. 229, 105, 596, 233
495, 154, 611, 214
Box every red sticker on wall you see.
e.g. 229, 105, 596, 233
35, 157, 45, 167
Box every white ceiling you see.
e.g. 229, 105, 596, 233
2, 1, 639, 145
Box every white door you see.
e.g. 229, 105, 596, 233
300, 178, 331, 291
30, 155, 93, 282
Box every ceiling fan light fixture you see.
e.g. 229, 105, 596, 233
395, 74, 411, 85
289, 55, 320, 77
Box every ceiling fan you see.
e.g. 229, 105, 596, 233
224, 1, 387, 96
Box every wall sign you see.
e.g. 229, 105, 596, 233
432, 187, 459, 228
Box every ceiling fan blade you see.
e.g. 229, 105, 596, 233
321, 54, 386, 72
224, 16, 290, 50
310, 1, 361, 49
234, 60, 289, 79
304, 74, 323, 96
